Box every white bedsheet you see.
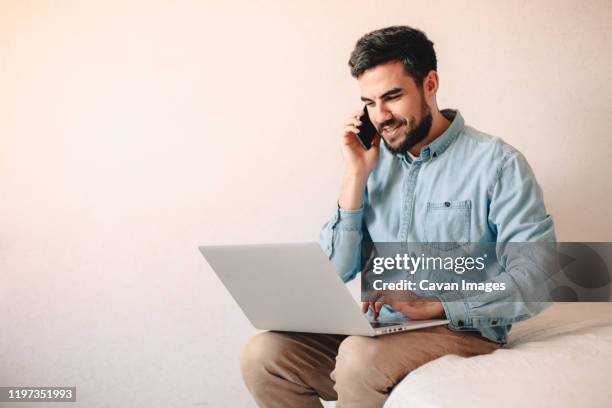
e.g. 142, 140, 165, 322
385, 303, 612, 408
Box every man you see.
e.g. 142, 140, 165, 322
240, 26, 555, 407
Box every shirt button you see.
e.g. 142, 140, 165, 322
457, 320, 464, 327
444, 201, 451, 207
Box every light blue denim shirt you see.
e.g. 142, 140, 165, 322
319, 109, 556, 344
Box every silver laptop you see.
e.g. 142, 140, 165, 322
199, 242, 449, 336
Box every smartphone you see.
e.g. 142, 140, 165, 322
356, 105, 378, 150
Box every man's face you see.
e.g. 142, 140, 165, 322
358, 61, 432, 154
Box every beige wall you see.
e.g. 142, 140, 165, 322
1, 1, 611, 406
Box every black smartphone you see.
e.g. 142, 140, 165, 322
356, 105, 378, 150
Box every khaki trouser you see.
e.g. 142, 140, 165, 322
240, 326, 500, 408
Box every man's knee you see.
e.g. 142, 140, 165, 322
240, 332, 280, 377
239, 332, 292, 387
331, 335, 397, 403
334, 336, 382, 379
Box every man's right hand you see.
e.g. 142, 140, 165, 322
341, 109, 381, 177
338, 110, 381, 210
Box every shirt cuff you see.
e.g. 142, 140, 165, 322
437, 294, 472, 330
335, 204, 364, 231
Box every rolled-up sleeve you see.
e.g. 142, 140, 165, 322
319, 205, 365, 283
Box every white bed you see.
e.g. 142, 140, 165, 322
384, 303, 612, 408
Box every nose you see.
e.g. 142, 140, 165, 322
371, 103, 393, 128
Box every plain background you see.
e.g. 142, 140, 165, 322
1, 1, 611, 407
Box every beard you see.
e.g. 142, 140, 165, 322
379, 105, 433, 155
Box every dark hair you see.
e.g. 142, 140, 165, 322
348, 26, 437, 85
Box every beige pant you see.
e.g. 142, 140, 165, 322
240, 326, 499, 408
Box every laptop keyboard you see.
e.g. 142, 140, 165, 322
370, 321, 402, 328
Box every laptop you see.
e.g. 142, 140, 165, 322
199, 242, 449, 336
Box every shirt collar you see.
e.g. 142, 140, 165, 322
392, 109, 464, 163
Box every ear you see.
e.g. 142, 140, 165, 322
423, 70, 439, 95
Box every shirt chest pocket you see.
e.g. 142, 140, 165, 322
424, 200, 472, 250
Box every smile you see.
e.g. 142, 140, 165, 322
382, 124, 403, 138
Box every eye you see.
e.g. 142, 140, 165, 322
387, 94, 401, 100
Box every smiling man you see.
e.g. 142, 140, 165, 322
240, 26, 555, 407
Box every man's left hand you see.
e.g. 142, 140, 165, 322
361, 290, 446, 321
